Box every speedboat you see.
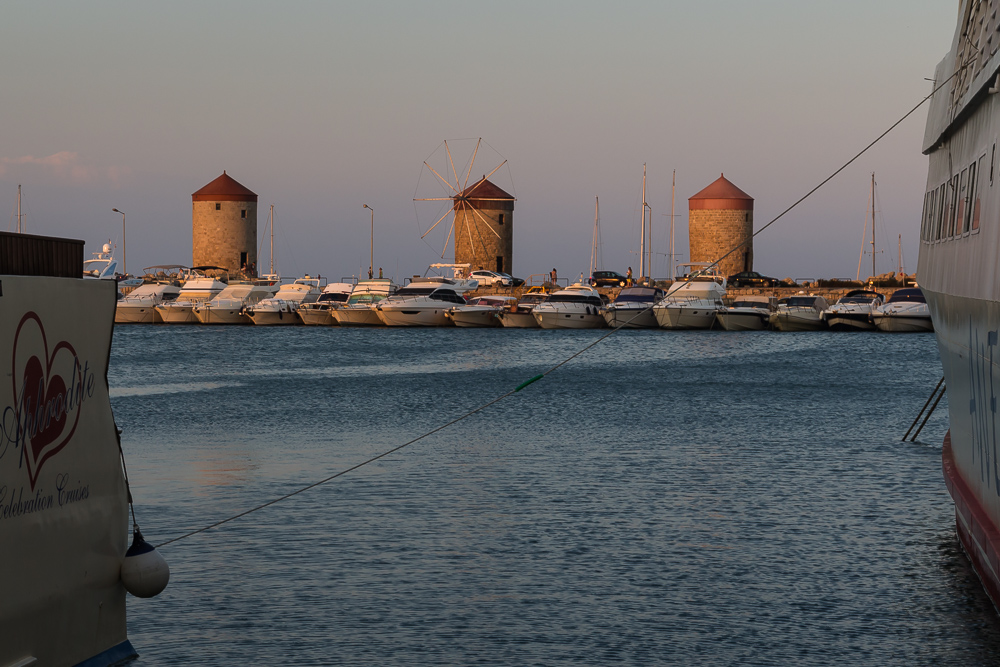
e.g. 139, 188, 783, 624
82, 242, 119, 279
446, 295, 516, 327
823, 289, 884, 331
154, 268, 228, 324
114, 282, 182, 323
375, 282, 469, 327
602, 286, 664, 328
333, 278, 398, 326
870, 287, 933, 332
653, 278, 727, 330
532, 283, 607, 329
499, 291, 549, 328
246, 276, 325, 325
772, 294, 830, 331
297, 282, 354, 325
716, 295, 776, 331
192, 283, 276, 324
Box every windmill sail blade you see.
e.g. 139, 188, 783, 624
462, 138, 482, 192
413, 197, 455, 201
470, 205, 502, 239
421, 209, 453, 239
463, 160, 508, 196
441, 219, 455, 259
424, 162, 458, 193
445, 141, 461, 192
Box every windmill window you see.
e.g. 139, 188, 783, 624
241, 209, 247, 219
216, 203, 221, 211
498, 214, 505, 225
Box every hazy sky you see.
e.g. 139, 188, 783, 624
0, 1, 956, 282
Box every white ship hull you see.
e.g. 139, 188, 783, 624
334, 306, 384, 326
115, 303, 161, 324
154, 303, 198, 324
499, 310, 540, 328
871, 313, 934, 333
250, 309, 300, 325
716, 309, 770, 331
603, 305, 658, 329
653, 304, 718, 330
533, 308, 606, 329
376, 306, 452, 327
297, 307, 337, 326
772, 309, 825, 332
193, 305, 250, 325
446, 307, 502, 327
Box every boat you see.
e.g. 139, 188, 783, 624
499, 291, 549, 328
154, 267, 228, 324
0, 231, 163, 666
532, 283, 607, 329
82, 242, 119, 279
297, 282, 355, 325
445, 295, 516, 327
918, 1, 1000, 613
716, 295, 777, 331
869, 287, 933, 333
333, 278, 398, 326
602, 286, 664, 328
771, 293, 830, 331
246, 276, 325, 325
823, 289, 884, 331
114, 282, 182, 323
375, 282, 470, 327
192, 283, 276, 325
653, 269, 727, 330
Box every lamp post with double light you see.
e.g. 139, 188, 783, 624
112, 208, 126, 276
363, 204, 374, 280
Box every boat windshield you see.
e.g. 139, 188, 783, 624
429, 289, 467, 304
317, 292, 350, 303
547, 294, 603, 306
519, 294, 548, 306
732, 300, 768, 309
785, 297, 817, 307
396, 286, 437, 296
615, 287, 661, 303
887, 289, 925, 303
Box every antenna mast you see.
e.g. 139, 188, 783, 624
670, 170, 676, 282
871, 173, 876, 280
639, 164, 647, 280
17, 185, 23, 233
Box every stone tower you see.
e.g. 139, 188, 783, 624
453, 177, 515, 274
688, 174, 754, 278
192, 171, 258, 275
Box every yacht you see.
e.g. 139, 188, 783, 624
246, 276, 325, 325
192, 283, 276, 325
869, 287, 933, 333
823, 289, 884, 331
771, 294, 830, 331
82, 242, 119, 279
532, 283, 607, 329
114, 282, 181, 323
375, 282, 469, 327
499, 291, 549, 328
446, 295, 516, 327
716, 295, 777, 331
333, 278, 398, 326
653, 278, 727, 330
297, 282, 354, 325
154, 268, 228, 324
602, 286, 664, 328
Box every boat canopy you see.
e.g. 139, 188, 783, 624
614, 287, 663, 303
886, 288, 926, 303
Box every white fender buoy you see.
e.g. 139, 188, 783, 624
121, 527, 170, 598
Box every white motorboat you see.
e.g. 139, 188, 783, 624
499, 291, 549, 328
772, 294, 830, 331
114, 282, 182, 323
716, 295, 776, 331
333, 278, 398, 326
602, 286, 664, 328
192, 283, 276, 324
375, 283, 469, 327
823, 289, 884, 331
446, 295, 516, 327
297, 282, 354, 325
246, 276, 325, 325
870, 287, 933, 332
82, 242, 119, 279
154, 268, 228, 324
532, 283, 607, 329
653, 278, 727, 330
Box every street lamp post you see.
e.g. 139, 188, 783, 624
363, 204, 374, 280
112, 208, 126, 276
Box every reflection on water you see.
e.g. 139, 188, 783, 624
108, 326, 1000, 666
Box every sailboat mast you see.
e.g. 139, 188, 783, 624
17, 185, 22, 234
591, 196, 601, 276
871, 173, 876, 280
670, 170, 676, 282
639, 164, 647, 279
269, 204, 275, 276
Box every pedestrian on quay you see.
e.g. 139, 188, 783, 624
627, 266, 633, 285
550, 268, 557, 286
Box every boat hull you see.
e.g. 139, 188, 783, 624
154, 304, 198, 324
376, 306, 452, 327
716, 310, 770, 331
499, 310, 540, 328
115, 303, 160, 324
447, 309, 502, 327
825, 312, 876, 331
533, 309, 607, 329
297, 308, 337, 326
249, 309, 299, 325
654, 305, 718, 330
871, 313, 934, 333
334, 307, 384, 326
772, 310, 825, 332
193, 306, 250, 324
603, 306, 658, 329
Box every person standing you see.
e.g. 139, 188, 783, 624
550, 268, 557, 285
627, 266, 633, 285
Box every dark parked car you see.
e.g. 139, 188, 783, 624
590, 270, 628, 287
727, 271, 781, 288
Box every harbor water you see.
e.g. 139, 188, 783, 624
113, 326, 1000, 666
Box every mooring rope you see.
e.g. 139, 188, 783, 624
150, 61, 971, 550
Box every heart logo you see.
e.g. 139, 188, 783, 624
11, 312, 83, 490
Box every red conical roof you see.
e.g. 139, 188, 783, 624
192, 171, 258, 202
689, 173, 753, 211
453, 177, 515, 211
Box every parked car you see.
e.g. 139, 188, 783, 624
497, 271, 525, 287
590, 270, 628, 287
470, 269, 513, 287
727, 271, 781, 288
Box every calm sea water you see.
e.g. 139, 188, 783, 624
111, 325, 1000, 666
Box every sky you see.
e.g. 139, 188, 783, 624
0, 1, 958, 283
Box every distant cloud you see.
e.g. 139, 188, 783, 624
0, 151, 130, 187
